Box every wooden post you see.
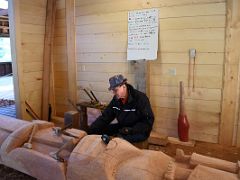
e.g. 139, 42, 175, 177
42, 0, 56, 120
66, 0, 77, 107
8, 0, 23, 118
220, 0, 240, 146
130, 60, 147, 93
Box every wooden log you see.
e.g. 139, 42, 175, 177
190, 153, 238, 173
220, 0, 240, 146
66, 0, 77, 108
148, 131, 168, 146
42, 0, 57, 120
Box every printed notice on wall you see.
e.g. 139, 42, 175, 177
127, 8, 159, 61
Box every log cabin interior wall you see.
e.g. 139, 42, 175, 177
220, 0, 240, 146
149, 0, 226, 143
13, 0, 240, 145
9, 0, 47, 119
73, 0, 226, 143
74, 1, 138, 103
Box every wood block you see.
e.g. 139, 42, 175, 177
175, 148, 190, 163
168, 137, 195, 147
190, 153, 238, 173
148, 131, 168, 146
64, 111, 80, 129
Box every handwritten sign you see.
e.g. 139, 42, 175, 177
127, 8, 159, 61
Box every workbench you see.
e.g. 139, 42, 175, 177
76, 102, 107, 131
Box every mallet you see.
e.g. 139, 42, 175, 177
23, 124, 37, 149
49, 139, 74, 162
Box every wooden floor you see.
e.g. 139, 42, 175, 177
149, 141, 240, 163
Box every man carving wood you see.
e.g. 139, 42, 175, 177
87, 74, 154, 143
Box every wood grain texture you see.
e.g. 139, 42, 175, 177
42, 0, 56, 120
8, 0, 47, 119
66, 0, 77, 107
220, 0, 240, 146
54, 0, 227, 143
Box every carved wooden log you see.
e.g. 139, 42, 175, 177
175, 167, 193, 180
190, 153, 238, 173
164, 161, 176, 180
175, 148, 190, 163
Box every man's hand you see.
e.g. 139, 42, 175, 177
101, 134, 110, 144
119, 127, 132, 135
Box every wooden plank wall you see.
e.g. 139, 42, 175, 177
75, 1, 137, 104
74, 0, 226, 143
52, 0, 69, 116
220, 0, 240, 146
12, 0, 47, 119
149, 2, 226, 143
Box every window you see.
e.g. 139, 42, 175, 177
0, 37, 11, 62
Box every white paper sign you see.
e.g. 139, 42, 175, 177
127, 8, 159, 61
